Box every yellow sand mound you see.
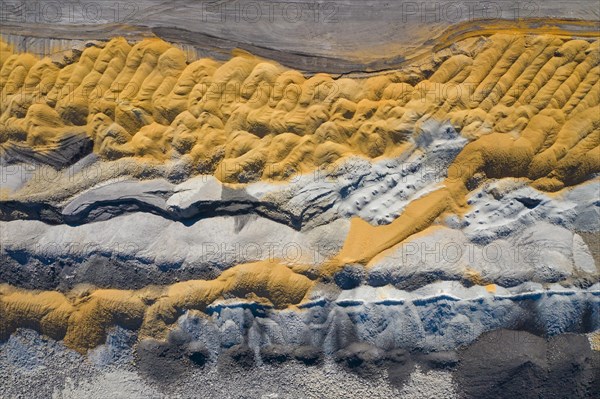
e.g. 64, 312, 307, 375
1, 27, 599, 350
1, 33, 597, 184
0, 260, 313, 352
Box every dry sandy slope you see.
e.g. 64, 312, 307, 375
0, 16, 599, 397
2, 1, 599, 72
1, 33, 598, 185
1, 28, 599, 351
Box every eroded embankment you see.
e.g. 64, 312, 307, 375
1, 26, 599, 352
0, 261, 313, 351
1, 31, 598, 183
1, 276, 599, 354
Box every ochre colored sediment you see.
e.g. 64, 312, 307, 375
1, 32, 598, 183
1, 27, 599, 350
0, 261, 313, 352
329, 188, 454, 269
589, 331, 600, 351
327, 105, 599, 269
431, 18, 600, 53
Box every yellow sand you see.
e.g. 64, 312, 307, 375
1, 26, 599, 350
0, 261, 313, 352
588, 331, 600, 351
1, 32, 598, 183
